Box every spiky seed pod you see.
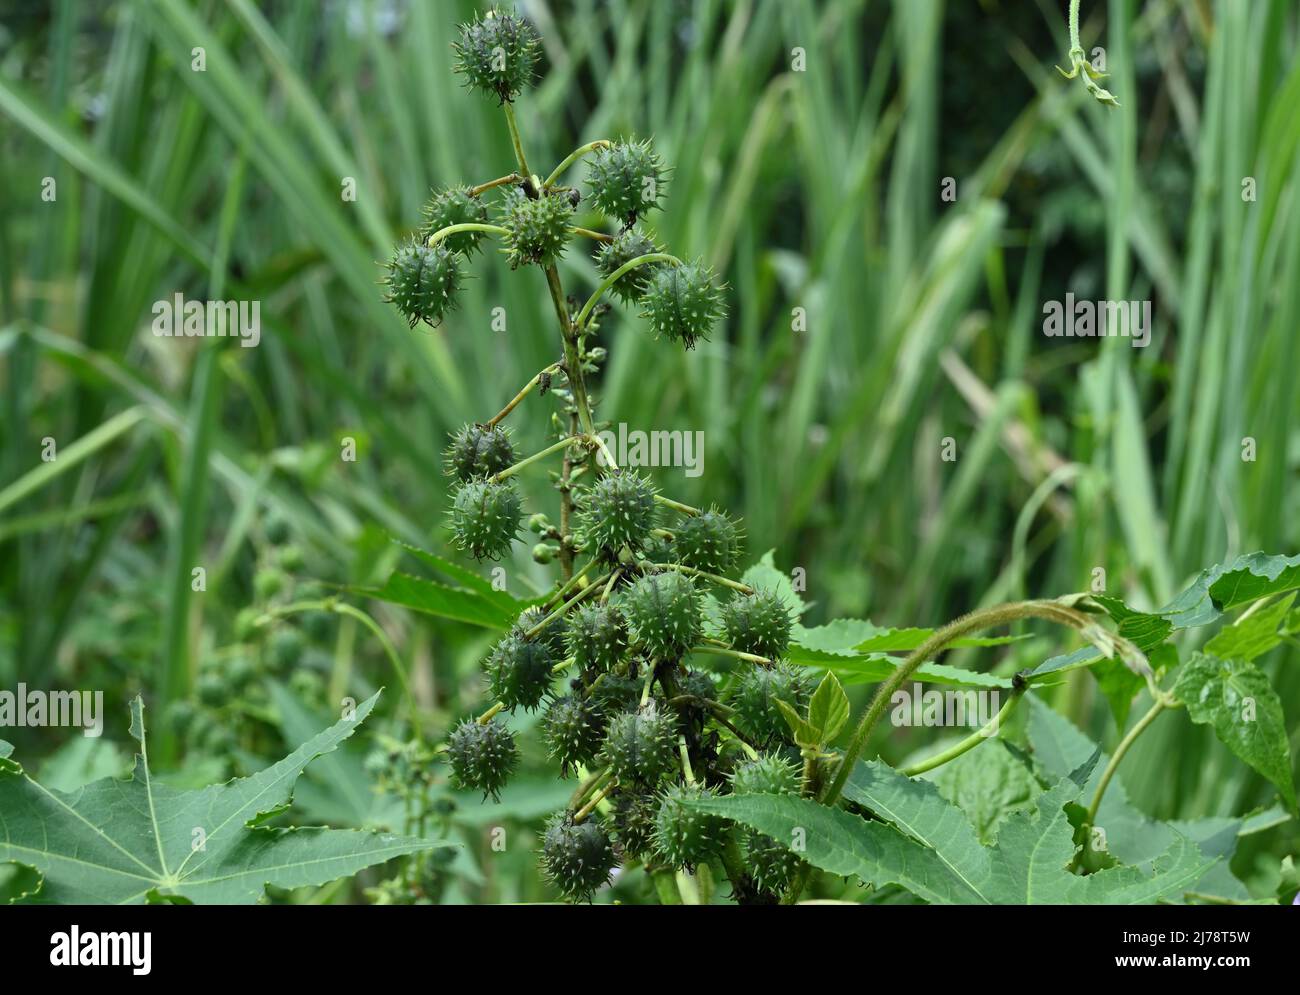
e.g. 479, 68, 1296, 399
607, 791, 659, 860
730, 663, 814, 747
539, 814, 616, 902
589, 673, 642, 716
730, 752, 802, 796
619, 571, 701, 658
514, 605, 568, 658
542, 695, 605, 775
448, 478, 522, 560
577, 471, 658, 555
639, 259, 726, 349
498, 189, 574, 268
653, 783, 726, 869
587, 139, 667, 223
600, 705, 678, 786
594, 226, 663, 304
639, 533, 675, 565
444, 423, 515, 481
446, 718, 518, 800
451, 7, 540, 103
746, 831, 802, 895
565, 603, 628, 673
422, 186, 489, 255
673, 508, 743, 574
383, 240, 461, 327
486, 631, 554, 712
720, 589, 794, 660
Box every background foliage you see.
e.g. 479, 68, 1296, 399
1, 0, 1297, 903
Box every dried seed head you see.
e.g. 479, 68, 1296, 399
422, 185, 490, 255
638, 259, 726, 349
587, 138, 668, 223
446, 717, 518, 800
452, 7, 541, 103
448, 477, 522, 561
445, 423, 516, 481
383, 239, 461, 327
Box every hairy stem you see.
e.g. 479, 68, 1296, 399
425, 222, 508, 249
653, 493, 701, 516
1086, 698, 1167, 824
486, 363, 561, 427
469, 172, 522, 196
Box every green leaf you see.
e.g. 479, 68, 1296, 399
932, 740, 1039, 844
774, 699, 819, 750
807, 672, 849, 744
0, 691, 450, 903
684, 792, 987, 904
357, 571, 520, 629
741, 550, 806, 617
1204, 592, 1296, 662
1173, 652, 1297, 811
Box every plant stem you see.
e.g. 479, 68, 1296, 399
574, 252, 682, 330
572, 226, 614, 243
525, 575, 606, 638
819, 600, 1106, 810
493, 436, 580, 481
544, 263, 596, 438
544, 139, 611, 188
469, 172, 522, 196
425, 222, 508, 249
569, 766, 611, 809
678, 735, 696, 786
487, 363, 561, 427
543, 556, 598, 609
1086, 698, 1166, 824
653, 493, 701, 516
691, 643, 771, 665
652, 869, 682, 905
654, 562, 752, 593
1068, 0, 1082, 55
900, 682, 1027, 777
574, 780, 616, 822
502, 102, 531, 177
477, 701, 505, 724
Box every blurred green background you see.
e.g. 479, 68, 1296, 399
1, 0, 1297, 902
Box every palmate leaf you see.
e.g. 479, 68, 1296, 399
0, 691, 449, 904
689, 735, 1215, 904
1173, 652, 1297, 812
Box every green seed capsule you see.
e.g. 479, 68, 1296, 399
618, 571, 701, 658
607, 790, 659, 860
594, 226, 663, 304
542, 695, 605, 774
653, 783, 726, 869
720, 589, 794, 660
539, 814, 616, 902
729, 752, 802, 797
422, 185, 489, 255
577, 470, 658, 556
673, 507, 743, 574
639, 259, 726, 349
448, 478, 522, 561
730, 663, 814, 748
587, 139, 668, 223
445, 423, 515, 481
447, 717, 518, 801
498, 188, 574, 269
565, 602, 628, 673
451, 7, 541, 103
383, 239, 461, 327
487, 631, 554, 712
600, 705, 678, 786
